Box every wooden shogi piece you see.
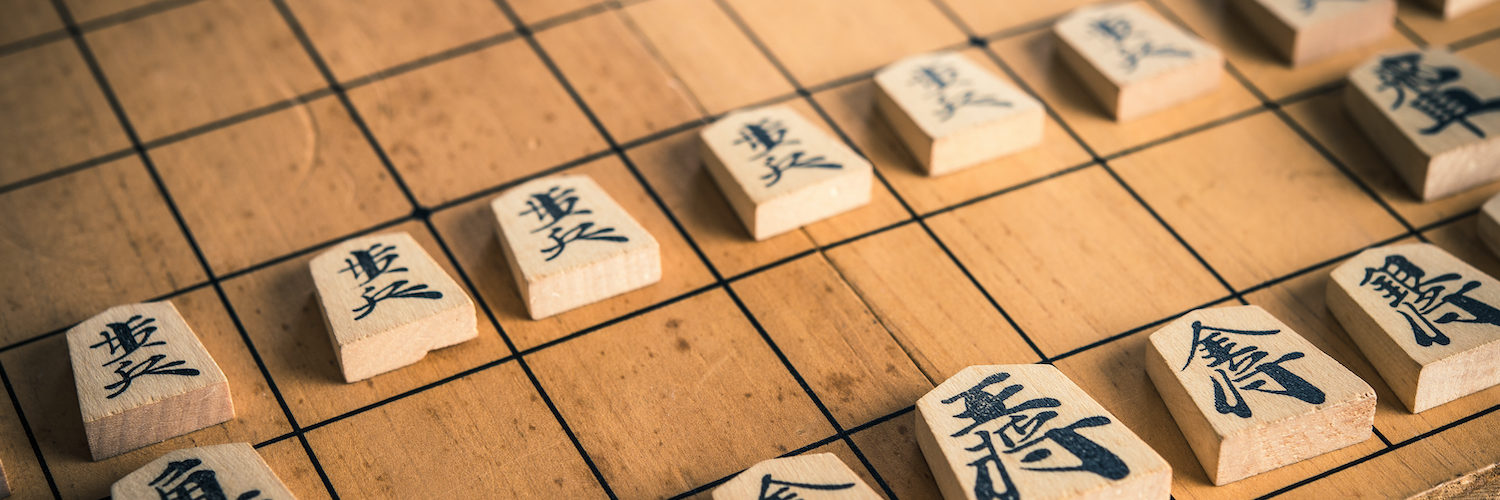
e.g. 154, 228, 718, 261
712, 453, 880, 500
1345, 49, 1500, 201
112, 443, 296, 499
1230, 0, 1394, 67
1480, 192, 1500, 257
700, 104, 873, 241
310, 231, 477, 382
1144, 305, 1375, 485
0, 458, 9, 498
873, 50, 1046, 176
1328, 243, 1500, 413
1052, 2, 1223, 121
917, 364, 1171, 500
1418, 0, 1497, 18
66, 301, 234, 461
492, 174, 661, 319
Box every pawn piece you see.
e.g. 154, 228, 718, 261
1230, 0, 1394, 67
700, 105, 873, 240
112, 443, 296, 499
873, 51, 1046, 176
917, 364, 1171, 500
492, 174, 661, 319
1345, 49, 1500, 201
310, 231, 477, 382
1052, 3, 1223, 121
1144, 305, 1375, 485
712, 453, 880, 500
1418, 0, 1496, 18
66, 302, 234, 461
1327, 243, 1500, 413
1479, 192, 1500, 258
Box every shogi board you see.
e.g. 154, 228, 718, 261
2, 0, 1499, 498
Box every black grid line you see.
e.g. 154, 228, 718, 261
3, 1, 1500, 498
1394, 17, 1430, 48
0, 0, 203, 58
44, 0, 340, 498
0, 360, 59, 499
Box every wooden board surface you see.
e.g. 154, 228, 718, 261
1, 0, 1499, 498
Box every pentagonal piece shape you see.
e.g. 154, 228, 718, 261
712, 452, 880, 500
112, 443, 295, 499
1230, 0, 1395, 67
1052, 2, 1224, 121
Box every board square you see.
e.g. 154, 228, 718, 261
812, 55, 1092, 214
536, 10, 703, 143
83, 0, 326, 141
151, 96, 409, 275
627, 126, 817, 277
347, 39, 605, 206
0, 362, 50, 499
0, 40, 128, 186
429, 156, 714, 350
0, 288, 292, 498
0, 0, 60, 46
63, 0, 161, 23
254, 438, 331, 500
0, 156, 202, 344
283, 0, 513, 82
527, 290, 834, 498
1282, 93, 1500, 227
508, 0, 600, 24
989, 26, 1262, 157
822, 224, 1041, 381
848, 415, 942, 498
1113, 112, 1407, 288
1280, 408, 1500, 497
732, 254, 932, 427
221, 221, 509, 424
925, 167, 1230, 357
723, 0, 965, 87
304, 363, 606, 498
942, 0, 1097, 35
624, 0, 795, 116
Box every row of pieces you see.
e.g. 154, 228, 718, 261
713, 241, 1500, 499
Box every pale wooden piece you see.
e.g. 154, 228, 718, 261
65, 302, 234, 461
1327, 243, 1500, 412
1144, 305, 1375, 485
0, 458, 9, 498
873, 51, 1046, 176
1230, 0, 1394, 67
700, 104, 873, 240
1480, 192, 1500, 258
1052, 3, 1224, 121
916, 364, 1171, 500
112, 443, 296, 499
310, 231, 477, 382
1345, 49, 1500, 201
1418, 0, 1497, 18
712, 453, 880, 500
492, 174, 661, 319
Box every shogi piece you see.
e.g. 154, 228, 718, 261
66, 302, 233, 461
1052, 3, 1223, 121
1328, 243, 1500, 412
493, 174, 661, 319
311, 231, 477, 382
917, 364, 1171, 500
701, 105, 873, 240
1345, 49, 1500, 201
113, 443, 296, 499
1480, 192, 1500, 258
1419, 0, 1496, 18
1230, 0, 1394, 66
0, 458, 9, 498
712, 453, 880, 500
1144, 305, 1375, 485
873, 51, 1046, 176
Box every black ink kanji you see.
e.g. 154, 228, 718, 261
338, 243, 407, 287
1181, 322, 1325, 418
734, 118, 801, 161
103, 354, 200, 399
90, 314, 162, 365
756, 474, 855, 500
149, 457, 265, 500
540, 222, 629, 262
1089, 16, 1191, 72
760, 151, 842, 188
520, 186, 592, 233
352, 280, 443, 320
1375, 53, 1500, 138
912, 64, 1010, 122
942, 371, 1129, 499
1359, 254, 1500, 347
